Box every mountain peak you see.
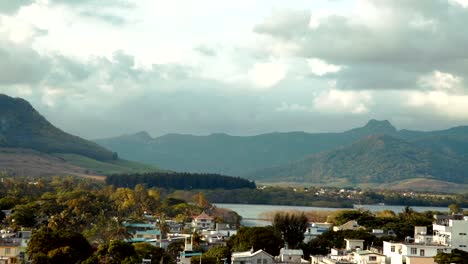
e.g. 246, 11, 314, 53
363, 119, 397, 133
132, 131, 152, 140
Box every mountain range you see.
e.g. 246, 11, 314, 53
96, 119, 468, 190
2, 93, 468, 191
0, 94, 159, 177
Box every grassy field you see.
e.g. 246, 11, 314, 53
54, 153, 165, 175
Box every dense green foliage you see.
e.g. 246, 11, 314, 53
106, 172, 256, 190
27, 228, 93, 264
252, 134, 468, 185
273, 212, 308, 249
201, 186, 468, 208
0, 94, 115, 161
228, 226, 283, 256
434, 249, 468, 264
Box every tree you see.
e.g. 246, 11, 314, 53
204, 246, 231, 264
27, 228, 93, 264
273, 212, 308, 249
434, 249, 468, 264
449, 203, 462, 214
84, 240, 139, 264
134, 243, 170, 264
10, 203, 37, 227
228, 226, 283, 256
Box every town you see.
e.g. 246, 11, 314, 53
0, 176, 465, 264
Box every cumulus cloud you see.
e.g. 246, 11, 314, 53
313, 89, 373, 114
0, 40, 50, 85
307, 58, 342, 76
0, 0, 33, 14
406, 91, 468, 119
418, 71, 463, 92
253, 0, 468, 91
248, 61, 286, 89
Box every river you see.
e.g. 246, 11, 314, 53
214, 203, 456, 226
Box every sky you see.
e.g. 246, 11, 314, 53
1, 0, 468, 139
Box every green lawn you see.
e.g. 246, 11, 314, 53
53, 153, 165, 175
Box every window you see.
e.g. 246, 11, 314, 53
257, 259, 261, 264
5, 248, 10, 255
460, 233, 467, 235
263, 259, 267, 264
420, 249, 425, 257
391, 246, 395, 252
369, 256, 377, 261
460, 245, 467, 248
437, 249, 444, 253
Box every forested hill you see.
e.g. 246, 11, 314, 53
249, 134, 468, 185
0, 94, 115, 161
95, 119, 468, 177
95, 119, 400, 175
106, 172, 256, 190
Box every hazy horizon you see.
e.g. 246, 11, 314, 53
1, 0, 468, 139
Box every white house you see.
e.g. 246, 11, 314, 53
192, 211, 215, 230
345, 239, 364, 251
432, 214, 468, 250
351, 250, 386, 264
231, 249, 274, 264
278, 248, 304, 263
383, 241, 450, 264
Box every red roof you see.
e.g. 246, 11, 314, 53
194, 211, 213, 220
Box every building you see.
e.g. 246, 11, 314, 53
0, 238, 22, 264
192, 212, 215, 231
333, 221, 365, 232
231, 249, 275, 264
304, 223, 331, 243
432, 214, 468, 250
383, 241, 450, 264
351, 250, 385, 264
277, 248, 304, 263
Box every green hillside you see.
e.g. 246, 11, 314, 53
0, 94, 115, 161
95, 119, 399, 175
54, 154, 164, 175
249, 135, 468, 185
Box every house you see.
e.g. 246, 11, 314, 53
231, 249, 275, 264
0, 238, 22, 264
304, 223, 331, 243
177, 236, 202, 264
345, 239, 364, 251
383, 241, 450, 264
333, 221, 365, 232
432, 214, 468, 250
128, 229, 162, 245
277, 248, 305, 263
351, 250, 385, 264
192, 211, 215, 231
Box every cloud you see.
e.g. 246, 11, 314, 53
253, 0, 468, 91
418, 71, 463, 92
313, 89, 373, 114
0, 40, 50, 85
275, 102, 310, 112
307, 58, 342, 76
0, 0, 33, 14
248, 61, 286, 89
406, 90, 468, 119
